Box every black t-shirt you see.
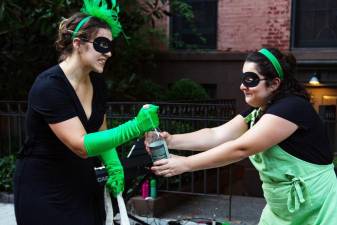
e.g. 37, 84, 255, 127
240, 95, 333, 165
25, 64, 107, 159
17, 65, 107, 224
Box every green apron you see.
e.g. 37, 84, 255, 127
245, 109, 337, 225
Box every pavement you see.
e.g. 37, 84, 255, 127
0, 195, 265, 225
157, 195, 266, 225
0, 203, 16, 225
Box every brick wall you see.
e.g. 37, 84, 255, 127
157, 0, 291, 52
218, 0, 291, 52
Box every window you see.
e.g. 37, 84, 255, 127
170, 0, 218, 49
292, 0, 337, 48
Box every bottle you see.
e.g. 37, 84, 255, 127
141, 180, 149, 199
221, 221, 230, 225
148, 128, 170, 163
150, 178, 157, 199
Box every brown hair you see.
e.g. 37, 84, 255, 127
55, 12, 110, 62
245, 48, 309, 102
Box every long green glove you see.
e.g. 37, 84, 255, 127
100, 148, 124, 197
84, 104, 159, 157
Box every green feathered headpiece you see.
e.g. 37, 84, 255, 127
72, 0, 122, 39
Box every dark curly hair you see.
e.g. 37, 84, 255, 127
245, 48, 309, 103
55, 12, 110, 62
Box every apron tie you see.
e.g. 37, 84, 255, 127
285, 165, 333, 213
287, 176, 306, 213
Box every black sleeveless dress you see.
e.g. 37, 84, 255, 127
14, 65, 107, 225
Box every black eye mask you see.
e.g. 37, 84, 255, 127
82, 37, 113, 54
92, 37, 113, 53
241, 72, 267, 87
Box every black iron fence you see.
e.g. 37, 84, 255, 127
0, 100, 236, 194
0, 100, 235, 155
0, 101, 27, 156
1, 100, 336, 197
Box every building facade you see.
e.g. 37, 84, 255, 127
149, 0, 337, 114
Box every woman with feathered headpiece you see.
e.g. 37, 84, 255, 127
14, 1, 159, 224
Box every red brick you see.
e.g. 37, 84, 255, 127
157, 0, 291, 52
218, 0, 291, 52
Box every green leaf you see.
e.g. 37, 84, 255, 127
0, 1, 5, 20
0, 155, 16, 192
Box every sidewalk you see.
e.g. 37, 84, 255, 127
146, 195, 265, 225
0, 203, 16, 225
0, 195, 265, 225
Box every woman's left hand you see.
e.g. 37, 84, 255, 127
151, 156, 190, 177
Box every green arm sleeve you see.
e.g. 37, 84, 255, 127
84, 119, 139, 157
84, 104, 159, 157
100, 148, 124, 197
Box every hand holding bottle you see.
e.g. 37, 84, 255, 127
145, 128, 170, 162
145, 131, 171, 153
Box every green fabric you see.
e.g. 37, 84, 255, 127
134, 104, 159, 133
245, 109, 337, 225
79, 0, 122, 38
100, 148, 124, 197
84, 104, 159, 157
258, 48, 284, 80
84, 119, 139, 156
72, 16, 92, 39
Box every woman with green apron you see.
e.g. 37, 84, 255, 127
150, 48, 337, 224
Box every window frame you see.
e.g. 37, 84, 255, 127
291, 0, 337, 50
169, 0, 218, 50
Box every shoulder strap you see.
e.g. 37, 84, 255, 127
244, 108, 262, 127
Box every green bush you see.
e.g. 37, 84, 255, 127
0, 0, 195, 101
165, 79, 209, 101
0, 155, 16, 193
128, 79, 167, 101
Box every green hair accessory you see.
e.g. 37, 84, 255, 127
72, 0, 122, 39
72, 16, 92, 39
258, 48, 284, 80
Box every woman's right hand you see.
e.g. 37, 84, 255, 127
159, 131, 172, 147
151, 156, 190, 177
144, 131, 172, 155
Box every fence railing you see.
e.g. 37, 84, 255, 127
2, 100, 336, 219
0, 100, 235, 155
0, 101, 27, 156
0, 100, 237, 195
